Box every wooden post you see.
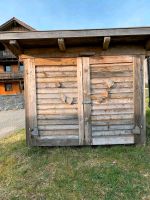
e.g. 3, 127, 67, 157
134, 56, 146, 145
77, 57, 84, 145
82, 57, 92, 145
23, 58, 38, 146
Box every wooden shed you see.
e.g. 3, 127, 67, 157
0, 27, 149, 146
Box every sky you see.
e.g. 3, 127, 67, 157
0, 0, 150, 30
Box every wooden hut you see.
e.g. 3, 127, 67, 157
0, 27, 149, 146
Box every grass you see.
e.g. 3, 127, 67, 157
1, 102, 150, 199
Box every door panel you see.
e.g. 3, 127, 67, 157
35, 58, 80, 146
89, 56, 135, 145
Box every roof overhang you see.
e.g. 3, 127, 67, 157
1, 27, 150, 56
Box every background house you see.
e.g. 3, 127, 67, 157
0, 17, 35, 110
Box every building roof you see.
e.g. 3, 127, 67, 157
0, 17, 36, 31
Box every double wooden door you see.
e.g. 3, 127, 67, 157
33, 56, 135, 146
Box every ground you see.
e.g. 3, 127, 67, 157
0, 109, 25, 138
0, 104, 150, 199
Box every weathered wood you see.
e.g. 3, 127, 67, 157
2, 27, 150, 40
134, 56, 146, 145
92, 124, 134, 131
90, 56, 133, 64
83, 57, 92, 145
37, 88, 77, 94
35, 58, 76, 66
37, 109, 77, 115
91, 114, 134, 121
37, 98, 78, 104
24, 58, 37, 146
37, 82, 77, 89
91, 63, 133, 70
91, 71, 133, 78
58, 38, 66, 51
36, 71, 77, 78
92, 103, 133, 110
77, 57, 84, 145
38, 125, 78, 130
37, 77, 77, 83
103, 37, 111, 50
92, 119, 134, 126
39, 130, 78, 136
36, 66, 76, 72
37, 93, 78, 99
37, 104, 77, 109
92, 135, 134, 145
92, 130, 132, 136
38, 114, 78, 120
9, 39, 22, 54
91, 109, 133, 115
91, 77, 133, 84
38, 119, 78, 125
35, 136, 79, 146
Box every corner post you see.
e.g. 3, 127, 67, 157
23, 58, 38, 146
134, 55, 146, 145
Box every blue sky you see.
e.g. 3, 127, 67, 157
0, 0, 150, 30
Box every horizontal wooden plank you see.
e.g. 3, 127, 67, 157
37, 77, 77, 83
38, 125, 79, 130
91, 71, 133, 78
92, 130, 133, 136
37, 104, 77, 109
34, 135, 79, 146
92, 109, 133, 115
91, 82, 133, 89
38, 119, 78, 125
38, 114, 78, 120
37, 109, 77, 115
91, 93, 133, 100
36, 66, 77, 72
91, 114, 134, 121
91, 77, 133, 84
92, 98, 133, 104
90, 63, 133, 72
90, 56, 133, 64
92, 119, 134, 126
39, 130, 79, 136
35, 58, 77, 66
92, 103, 133, 110
37, 93, 78, 99
37, 88, 77, 94
91, 88, 133, 95
36, 71, 77, 78
92, 124, 134, 131
37, 82, 77, 89
92, 135, 134, 145
37, 98, 78, 104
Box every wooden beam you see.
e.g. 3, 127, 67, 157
2, 40, 23, 57
58, 38, 66, 51
145, 39, 150, 50
9, 40, 23, 54
1, 27, 150, 40
103, 37, 111, 50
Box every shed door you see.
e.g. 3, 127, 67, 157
35, 58, 83, 146
26, 56, 136, 146
79, 56, 135, 145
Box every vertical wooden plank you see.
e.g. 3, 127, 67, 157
77, 57, 84, 145
23, 58, 38, 146
82, 57, 92, 145
134, 56, 146, 145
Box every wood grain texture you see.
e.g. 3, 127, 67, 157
134, 56, 146, 145
77, 57, 84, 145
82, 57, 92, 145
24, 58, 38, 146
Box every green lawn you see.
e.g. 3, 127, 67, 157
1, 103, 150, 200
